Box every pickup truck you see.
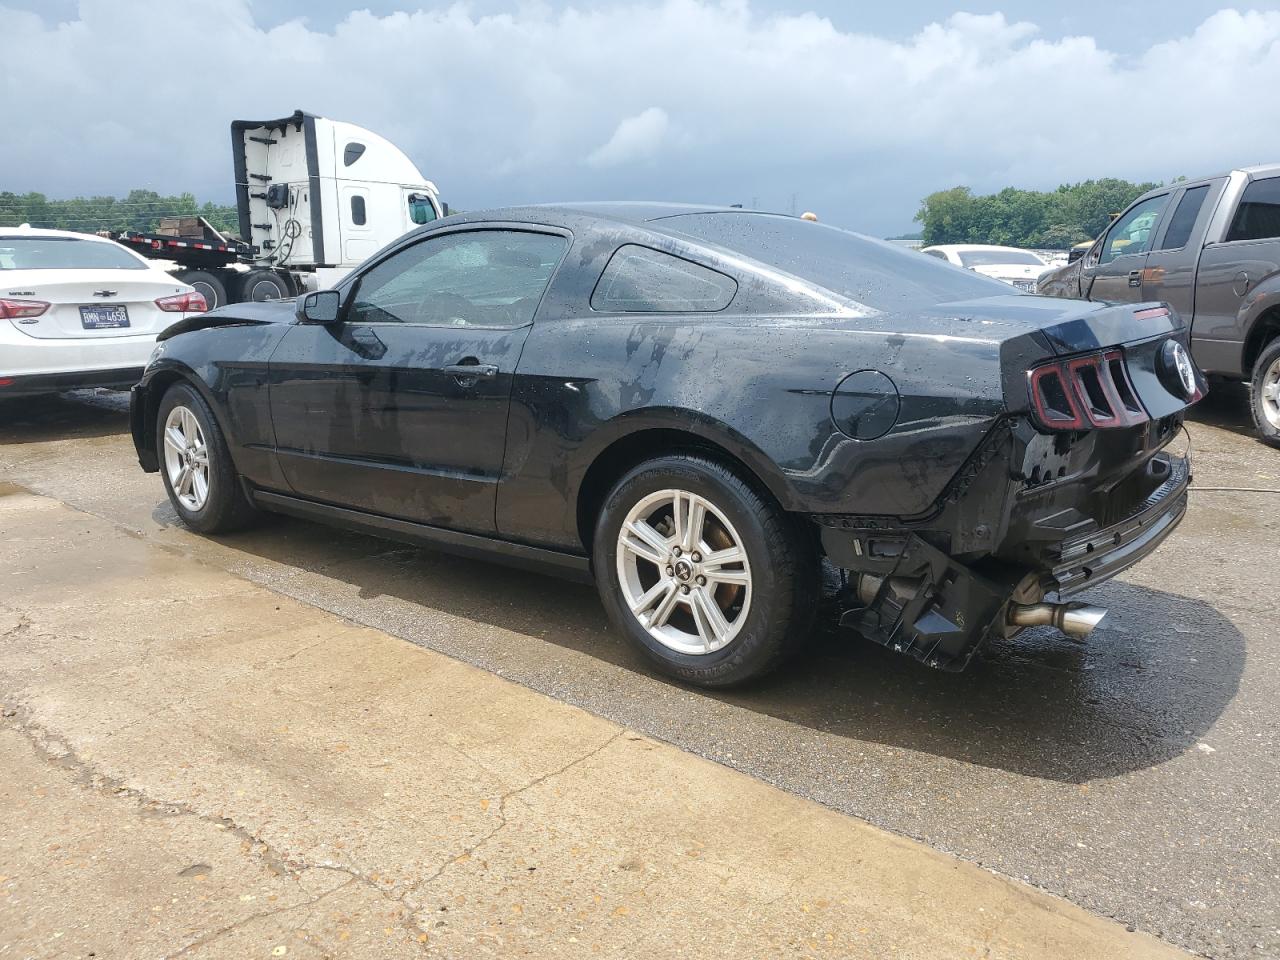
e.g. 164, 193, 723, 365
1037, 164, 1280, 445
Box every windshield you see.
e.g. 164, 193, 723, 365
956, 249, 1045, 268
0, 236, 148, 271
663, 213, 1012, 311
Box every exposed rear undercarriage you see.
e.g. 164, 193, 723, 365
816, 414, 1190, 670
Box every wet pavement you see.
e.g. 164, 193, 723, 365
1, 386, 1277, 959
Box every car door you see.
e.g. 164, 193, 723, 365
267, 226, 570, 534
1139, 179, 1227, 320
1081, 193, 1171, 302
1192, 175, 1280, 375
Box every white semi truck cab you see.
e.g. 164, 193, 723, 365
117, 109, 445, 307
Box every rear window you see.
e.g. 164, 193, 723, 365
956, 249, 1044, 267
1226, 177, 1280, 243
592, 245, 736, 313
0, 236, 147, 271
663, 213, 1010, 311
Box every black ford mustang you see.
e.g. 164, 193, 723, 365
131, 204, 1202, 686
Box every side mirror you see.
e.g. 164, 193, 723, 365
297, 290, 340, 323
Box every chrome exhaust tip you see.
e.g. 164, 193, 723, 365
1007, 601, 1108, 638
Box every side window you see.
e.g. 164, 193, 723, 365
923, 249, 949, 260
348, 230, 567, 328
407, 194, 437, 226
343, 142, 366, 167
350, 195, 367, 227
1158, 186, 1209, 251
1100, 194, 1169, 265
591, 245, 736, 313
1226, 177, 1280, 243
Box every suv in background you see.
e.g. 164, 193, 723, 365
1038, 165, 1280, 445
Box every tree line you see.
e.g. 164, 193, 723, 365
0, 190, 239, 236
914, 178, 1161, 249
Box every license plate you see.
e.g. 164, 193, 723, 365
80, 305, 130, 329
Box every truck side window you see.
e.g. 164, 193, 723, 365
350, 195, 367, 226
1099, 195, 1169, 265
408, 195, 437, 226
1158, 186, 1209, 251
1226, 178, 1280, 242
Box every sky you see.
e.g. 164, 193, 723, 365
2, 1, 1279, 235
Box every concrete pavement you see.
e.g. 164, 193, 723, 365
0, 486, 1193, 959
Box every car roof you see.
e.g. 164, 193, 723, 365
0, 225, 118, 242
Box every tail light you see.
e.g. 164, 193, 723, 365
0, 298, 50, 320
155, 292, 208, 313
1028, 349, 1149, 431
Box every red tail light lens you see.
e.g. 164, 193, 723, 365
0, 298, 50, 320
1028, 350, 1149, 431
155, 292, 208, 313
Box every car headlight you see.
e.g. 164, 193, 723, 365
147, 341, 166, 367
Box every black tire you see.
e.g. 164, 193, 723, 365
592, 455, 817, 688
174, 269, 229, 310
1249, 338, 1280, 449
156, 382, 259, 533
235, 269, 290, 303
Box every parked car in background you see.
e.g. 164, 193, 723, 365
1, 226, 206, 397
131, 204, 1202, 688
1037, 165, 1280, 445
921, 244, 1051, 292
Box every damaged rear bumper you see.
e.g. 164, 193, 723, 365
835, 451, 1190, 671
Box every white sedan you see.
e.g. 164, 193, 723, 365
1, 226, 206, 396
920, 244, 1051, 292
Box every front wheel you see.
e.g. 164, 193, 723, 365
157, 383, 259, 533
593, 455, 817, 687
1250, 338, 1280, 448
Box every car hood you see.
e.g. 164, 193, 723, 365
157, 297, 297, 341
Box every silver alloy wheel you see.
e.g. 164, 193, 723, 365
1262, 354, 1280, 430
616, 488, 753, 656
162, 405, 211, 512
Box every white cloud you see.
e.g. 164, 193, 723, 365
1, 2, 1278, 233
587, 107, 671, 167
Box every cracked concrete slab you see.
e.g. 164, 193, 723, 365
0, 486, 1194, 959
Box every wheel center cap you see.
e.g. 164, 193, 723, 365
674, 560, 693, 582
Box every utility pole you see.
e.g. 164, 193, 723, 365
789, 193, 797, 217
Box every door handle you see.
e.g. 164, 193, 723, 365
443, 361, 499, 380
1127, 270, 1142, 287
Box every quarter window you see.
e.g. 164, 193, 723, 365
592, 245, 736, 313
1226, 177, 1280, 242
1158, 186, 1209, 251
350, 195, 367, 226
348, 230, 567, 328
1100, 194, 1169, 265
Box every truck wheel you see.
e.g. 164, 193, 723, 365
1249, 338, 1280, 448
175, 270, 229, 310
236, 269, 290, 302
592, 455, 817, 688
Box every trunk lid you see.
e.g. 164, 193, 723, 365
5, 269, 193, 339
910, 294, 1200, 421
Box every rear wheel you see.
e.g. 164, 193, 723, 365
593, 455, 817, 687
174, 269, 229, 310
235, 269, 290, 303
157, 383, 259, 533
1249, 338, 1280, 448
